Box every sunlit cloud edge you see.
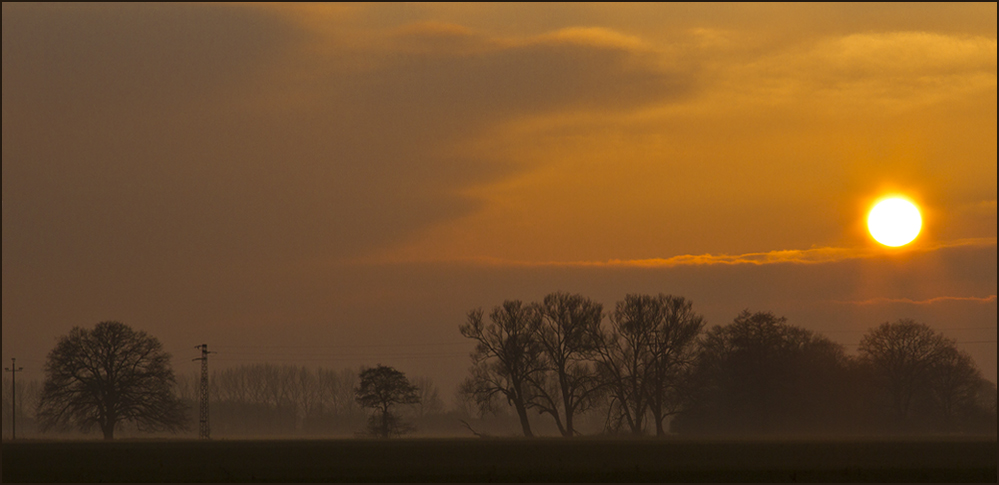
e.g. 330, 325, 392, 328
833, 295, 998, 306
442, 237, 997, 268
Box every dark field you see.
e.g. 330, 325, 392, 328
2, 437, 996, 482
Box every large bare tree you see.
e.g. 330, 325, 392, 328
645, 295, 704, 436
591, 294, 703, 435
529, 292, 604, 437
590, 294, 655, 434
36, 321, 187, 439
459, 301, 544, 437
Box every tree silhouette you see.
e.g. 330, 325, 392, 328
590, 296, 654, 435
859, 319, 951, 424
36, 321, 187, 440
459, 301, 544, 437
590, 294, 703, 435
529, 292, 604, 437
645, 295, 704, 436
672, 310, 850, 435
859, 319, 988, 431
925, 345, 986, 430
355, 364, 420, 438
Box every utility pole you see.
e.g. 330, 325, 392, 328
193, 344, 215, 440
5, 358, 24, 440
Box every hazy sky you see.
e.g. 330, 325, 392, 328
3, 3, 996, 395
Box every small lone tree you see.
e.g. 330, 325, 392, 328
355, 365, 420, 438
36, 321, 188, 439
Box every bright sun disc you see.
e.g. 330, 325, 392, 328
868, 197, 921, 247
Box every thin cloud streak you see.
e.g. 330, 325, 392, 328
833, 295, 998, 306
387, 237, 997, 268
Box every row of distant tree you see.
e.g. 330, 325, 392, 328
3, 294, 996, 439
2, 348, 447, 439
176, 364, 445, 436
458, 293, 997, 437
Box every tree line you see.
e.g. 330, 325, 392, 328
176, 363, 445, 437
459, 292, 997, 437
4, 297, 996, 439
5, 361, 449, 439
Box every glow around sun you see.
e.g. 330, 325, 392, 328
868, 197, 922, 247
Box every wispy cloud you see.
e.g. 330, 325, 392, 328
437, 237, 997, 268
834, 295, 997, 306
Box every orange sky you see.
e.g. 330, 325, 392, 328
3, 3, 995, 393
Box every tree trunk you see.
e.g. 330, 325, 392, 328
545, 409, 567, 437
650, 394, 666, 437
653, 411, 666, 437
101, 420, 115, 440
513, 398, 534, 437
560, 382, 574, 437
628, 406, 645, 435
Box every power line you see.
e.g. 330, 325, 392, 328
818, 325, 996, 335
212, 341, 469, 350
212, 353, 469, 363
842, 339, 996, 347
209, 349, 469, 356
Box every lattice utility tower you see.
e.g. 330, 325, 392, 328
193, 344, 215, 439
5, 358, 23, 440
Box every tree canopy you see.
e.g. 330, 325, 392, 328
36, 321, 188, 439
529, 292, 604, 437
591, 294, 704, 436
860, 319, 992, 432
459, 301, 544, 437
355, 364, 420, 438
670, 310, 852, 435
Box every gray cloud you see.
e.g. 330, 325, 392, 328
2, 4, 687, 291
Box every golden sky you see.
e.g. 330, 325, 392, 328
3, 3, 996, 391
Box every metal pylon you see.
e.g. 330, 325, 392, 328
193, 344, 214, 439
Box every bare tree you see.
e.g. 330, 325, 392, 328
859, 319, 953, 424
591, 294, 658, 435
860, 319, 989, 431
925, 346, 985, 429
331, 367, 362, 416
355, 364, 420, 438
646, 295, 704, 436
588, 294, 705, 436
410, 376, 445, 419
207, 364, 365, 436
459, 301, 544, 437
36, 321, 188, 439
529, 292, 604, 437
174, 371, 200, 403
3, 376, 41, 439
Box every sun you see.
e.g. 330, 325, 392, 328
868, 197, 922, 247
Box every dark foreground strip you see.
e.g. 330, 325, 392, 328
3, 437, 996, 482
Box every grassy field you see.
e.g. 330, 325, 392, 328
2, 436, 995, 482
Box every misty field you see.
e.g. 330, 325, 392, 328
2, 437, 995, 482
